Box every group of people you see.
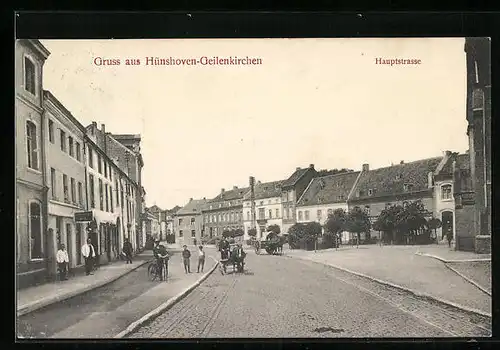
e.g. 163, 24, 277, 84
218, 237, 245, 260
56, 237, 135, 282
180, 244, 206, 274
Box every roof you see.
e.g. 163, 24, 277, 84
297, 171, 360, 206
440, 153, 470, 175
210, 187, 250, 202
176, 198, 208, 215
281, 167, 315, 188
243, 180, 284, 201
111, 134, 142, 140
148, 205, 163, 213
351, 157, 443, 201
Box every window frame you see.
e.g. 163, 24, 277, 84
24, 55, 37, 96
48, 119, 54, 143
28, 200, 44, 261
441, 184, 453, 201
26, 120, 40, 171
60, 129, 66, 152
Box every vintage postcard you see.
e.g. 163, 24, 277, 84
15, 37, 491, 338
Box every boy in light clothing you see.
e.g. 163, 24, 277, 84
197, 245, 205, 273
56, 244, 69, 281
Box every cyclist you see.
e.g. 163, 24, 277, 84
153, 240, 170, 281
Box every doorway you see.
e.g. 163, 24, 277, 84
75, 223, 82, 265
66, 223, 72, 266
441, 211, 454, 240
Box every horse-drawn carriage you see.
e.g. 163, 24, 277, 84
253, 232, 285, 255
218, 243, 246, 275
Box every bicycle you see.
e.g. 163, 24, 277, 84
148, 258, 168, 281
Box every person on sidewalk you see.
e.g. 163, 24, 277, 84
81, 238, 96, 276
446, 231, 453, 248
197, 245, 205, 273
122, 238, 133, 264
56, 244, 69, 281
182, 245, 191, 273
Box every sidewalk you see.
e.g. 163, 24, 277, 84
51, 253, 217, 338
285, 244, 491, 317
17, 242, 177, 317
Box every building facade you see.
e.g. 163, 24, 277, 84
348, 159, 442, 241
242, 180, 284, 240
463, 37, 491, 253
15, 40, 51, 288
145, 206, 161, 240
174, 198, 208, 246
296, 171, 360, 243
43, 91, 88, 276
202, 186, 248, 239
280, 165, 318, 234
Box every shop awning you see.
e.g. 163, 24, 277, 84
93, 209, 119, 225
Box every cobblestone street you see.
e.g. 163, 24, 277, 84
130, 251, 491, 338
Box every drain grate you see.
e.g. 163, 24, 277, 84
313, 327, 344, 334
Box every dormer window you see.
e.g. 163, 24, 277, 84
368, 189, 373, 196
338, 195, 345, 200
403, 183, 413, 192
24, 57, 36, 95
395, 174, 403, 180
441, 184, 452, 200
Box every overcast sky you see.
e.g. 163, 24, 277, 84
40, 38, 468, 209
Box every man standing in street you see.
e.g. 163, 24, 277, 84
82, 238, 96, 276
182, 245, 191, 273
56, 244, 69, 281
123, 238, 133, 264
197, 245, 205, 273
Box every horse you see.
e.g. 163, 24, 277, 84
229, 245, 245, 273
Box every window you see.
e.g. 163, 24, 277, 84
89, 174, 95, 208
191, 217, 195, 225
368, 189, 373, 196
305, 211, 310, 220
50, 168, 56, 199
75, 142, 81, 161
179, 230, 183, 237
191, 230, 196, 237
78, 182, 83, 206
403, 183, 414, 192
99, 179, 104, 210
60, 130, 66, 152
276, 209, 280, 218
29, 202, 43, 259
24, 57, 36, 95
258, 208, 265, 220
298, 211, 303, 220
268, 209, 272, 219
48, 120, 54, 143
104, 161, 108, 177
441, 184, 452, 200
120, 185, 124, 209
63, 174, 69, 202
70, 178, 76, 203
109, 165, 112, 181
403, 201, 409, 209
98, 154, 102, 173
88, 147, 94, 168
105, 184, 109, 212
338, 195, 345, 200
317, 209, 322, 220
26, 121, 38, 170
68, 136, 74, 157
247, 211, 250, 221
395, 174, 402, 180
179, 218, 183, 225
327, 209, 333, 215
364, 205, 371, 216
116, 181, 120, 206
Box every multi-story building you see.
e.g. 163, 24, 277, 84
145, 206, 161, 240
43, 91, 87, 276
202, 186, 248, 239
174, 198, 208, 246
348, 158, 443, 241
280, 164, 317, 234
296, 171, 361, 242
462, 37, 491, 253
242, 180, 283, 240
15, 40, 51, 288
161, 206, 180, 241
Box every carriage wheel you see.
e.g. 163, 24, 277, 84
148, 263, 158, 281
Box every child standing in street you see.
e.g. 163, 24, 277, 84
56, 244, 69, 281
197, 245, 205, 273
182, 245, 191, 273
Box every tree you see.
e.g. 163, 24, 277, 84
345, 206, 371, 247
222, 229, 232, 238
396, 200, 428, 245
426, 218, 442, 244
248, 228, 257, 238
267, 224, 281, 235
324, 208, 347, 248
305, 221, 323, 251
232, 228, 244, 238
373, 205, 403, 244
288, 223, 306, 249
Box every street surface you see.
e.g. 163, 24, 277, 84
130, 250, 491, 338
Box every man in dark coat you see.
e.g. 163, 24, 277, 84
123, 238, 133, 264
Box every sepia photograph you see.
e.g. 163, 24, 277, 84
15, 37, 491, 339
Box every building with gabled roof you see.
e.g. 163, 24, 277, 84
174, 198, 208, 246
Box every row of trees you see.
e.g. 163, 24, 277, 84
222, 228, 244, 239
288, 200, 443, 250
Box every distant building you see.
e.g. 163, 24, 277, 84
202, 186, 248, 239
242, 180, 284, 240
462, 37, 491, 253
174, 198, 208, 246
280, 164, 318, 233
144, 206, 161, 240
296, 171, 360, 243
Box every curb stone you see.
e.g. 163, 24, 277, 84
444, 264, 492, 297
285, 254, 492, 319
415, 252, 491, 264
17, 259, 150, 317
114, 256, 219, 338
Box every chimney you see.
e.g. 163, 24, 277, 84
101, 124, 107, 152
257, 180, 261, 185
400, 160, 404, 164
92, 121, 97, 128
309, 164, 315, 169
221, 188, 225, 194
362, 164, 369, 172
189, 198, 193, 202
101, 124, 106, 133
296, 167, 301, 171
233, 186, 238, 190
203, 197, 206, 200
427, 171, 433, 188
